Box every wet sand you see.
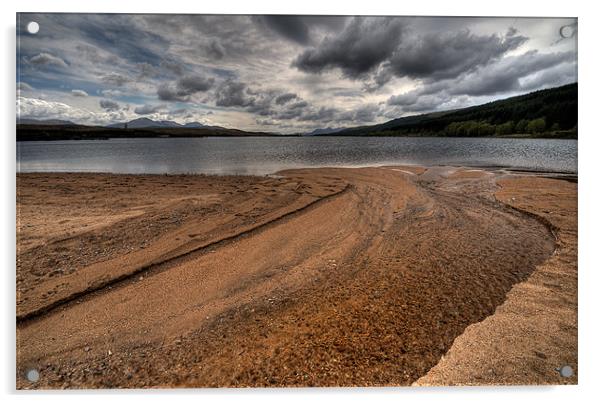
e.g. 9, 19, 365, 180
16, 166, 576, 388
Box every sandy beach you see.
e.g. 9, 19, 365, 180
16, 166, 577, 388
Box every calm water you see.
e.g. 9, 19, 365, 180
17, 137, 577, 175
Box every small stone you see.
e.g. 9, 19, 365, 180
534, 350, 548, 359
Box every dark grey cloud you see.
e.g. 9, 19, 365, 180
27, 52, 68, 68
210, 80, 315, 122
300, 16, 349, 32
206, 39, 225, 60
246, 99, 273, 116
293, 20, 528, 91
134, 104, 166, 115
215, 80, 255, 107
448, 50, 574, 96
157, 74, 215, 101
137, 62, 160, 78
387, 28, 527, 81
299, 106, 338, 122
293, 17, 406, 78
259, 15, 310, 45
101, 73, 130, 87
159, 59, 184, 76
178, 75, 215, 93
290, 101, 308, 109
387, 49, 576, 115
99, 99, 120, 111
274, 93, 298, 105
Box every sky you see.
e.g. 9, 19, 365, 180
16, 14, 577, 133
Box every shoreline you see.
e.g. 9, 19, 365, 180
16, 163, 578, 178
16, 166, 577, 388
16, 134, 579, 142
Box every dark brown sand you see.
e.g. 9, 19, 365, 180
15, 166, 576, 388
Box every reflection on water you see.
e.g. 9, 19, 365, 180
17, 136, 577, 175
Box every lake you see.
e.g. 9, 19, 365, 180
16, 137, 577, 175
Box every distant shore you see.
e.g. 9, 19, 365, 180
17, 124, 577, 141
16, 166, 577, 388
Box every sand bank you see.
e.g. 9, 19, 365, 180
16, 166, 576, 388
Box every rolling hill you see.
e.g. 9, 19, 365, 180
106, 118, 225, 130
334, 83, 577, 138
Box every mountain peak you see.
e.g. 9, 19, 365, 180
107, 118, 209, 129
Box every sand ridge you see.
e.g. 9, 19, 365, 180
415, 175, 577, 386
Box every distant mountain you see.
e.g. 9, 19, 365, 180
106, 118, 228, 130
306, 127, 345, 136
17, 118, 77, 126
183, 122, 207, 128
333, 83, 577, 138
17, 118, 277, 141
107, 118, 194, 129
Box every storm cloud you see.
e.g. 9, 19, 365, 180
387, 28, 528, 81
17, 14, 577, 133
214, 80, 255, 107
274, 93, 298, 105
158, 74, 215, 101
294, 21, 528, 88
259, 15, 311, 45
293, 17, 406, 78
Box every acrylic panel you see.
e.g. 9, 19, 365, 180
16, 13, 578, 389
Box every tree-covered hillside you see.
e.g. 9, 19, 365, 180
337, 83, 577, 138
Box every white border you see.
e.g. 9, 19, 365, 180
2, 1, 600, 402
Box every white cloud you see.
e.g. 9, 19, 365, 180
71, 89, 89, 97
17, 96, 128, 125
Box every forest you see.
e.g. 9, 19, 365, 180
336, 83, 577, 138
